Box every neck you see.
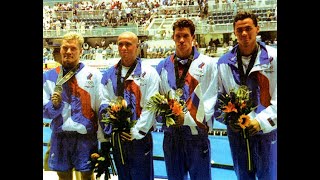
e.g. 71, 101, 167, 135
121, 58, 136, 67
63, 63, 79, 71
177, 48, 193, 60
177, 55, 190, 60
239, 43, 258, 56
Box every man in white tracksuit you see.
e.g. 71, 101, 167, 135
156, 18, 219, 180
43, 32, 108, 179
214, 10, 277, 180
98, 31, 160, 180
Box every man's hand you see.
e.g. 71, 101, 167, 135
120, 131, 133, 142
246, 119, 261, 136
51, 92, 62, 108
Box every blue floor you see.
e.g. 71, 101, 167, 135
43, 119, 237, 179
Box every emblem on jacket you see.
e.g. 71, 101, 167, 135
198, 62, 205, 69
194, 62, 204, 77
138, 71, 147, 86
84, 73, 94, 88
87, 73, 93, 80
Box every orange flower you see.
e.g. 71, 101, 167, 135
91, 153, 100, 159
171, 101, 183, 116
238, 114, 250, 129
223, 101, 238, 113
146, 92, 186, 128
111, 104, 121, 112
240, 101, 247, 109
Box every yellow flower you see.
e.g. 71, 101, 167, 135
91, 153, 100, 159
121, 99, 127, 108
238, 114, 250, 129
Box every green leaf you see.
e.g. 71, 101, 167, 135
166, 117, 175, 127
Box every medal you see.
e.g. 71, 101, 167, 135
175, 88, 183, 97
174, 51, 194, 99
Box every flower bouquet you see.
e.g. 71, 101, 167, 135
217, 85, 257, 172
101, 96, 136, 132
101, 96, 137, 165
90, 144, 117, 180
146, 91, 186, 127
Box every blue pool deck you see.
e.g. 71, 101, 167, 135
43, 119, 237, 179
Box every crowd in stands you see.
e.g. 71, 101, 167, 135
43, 0, 277, 62
44, 0, 276, 38
43, 0, 211, 34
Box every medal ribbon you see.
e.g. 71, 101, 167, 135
236, 47, 258, 85
174, 50, 194, 90
54, 64, 80, 93
116, 59, 137, 97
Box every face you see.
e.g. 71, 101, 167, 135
172, 27, 195, 59
234, 18, 259, 49
118, 33, 138, 67
60, 39, 82, 69
117, 33, 138, 67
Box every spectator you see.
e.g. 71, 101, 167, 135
55, 19, 62, 36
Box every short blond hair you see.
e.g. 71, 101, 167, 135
62, 31, 84, 48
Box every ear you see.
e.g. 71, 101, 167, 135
256, 25, 260, 34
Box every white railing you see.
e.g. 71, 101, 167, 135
43, 26, 145, 38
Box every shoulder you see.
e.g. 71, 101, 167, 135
196, 53, 219, 66
217, 50, 234, 65
141, 58, 162, 68
265, 45, 277, 58
156, 56, 172, 71
158, 56, 172, 66
43, 67, 58, 78
102, 65, 116, 78
82, 64, 102, 75
81, 65, 102, 79
138, 61, 160, 82
140, 61, 158, 75
43, 67, 61, 83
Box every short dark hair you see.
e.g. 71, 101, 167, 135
52, 47, 60, 54
233, 10, 258, 28
172, 18, 195, 36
